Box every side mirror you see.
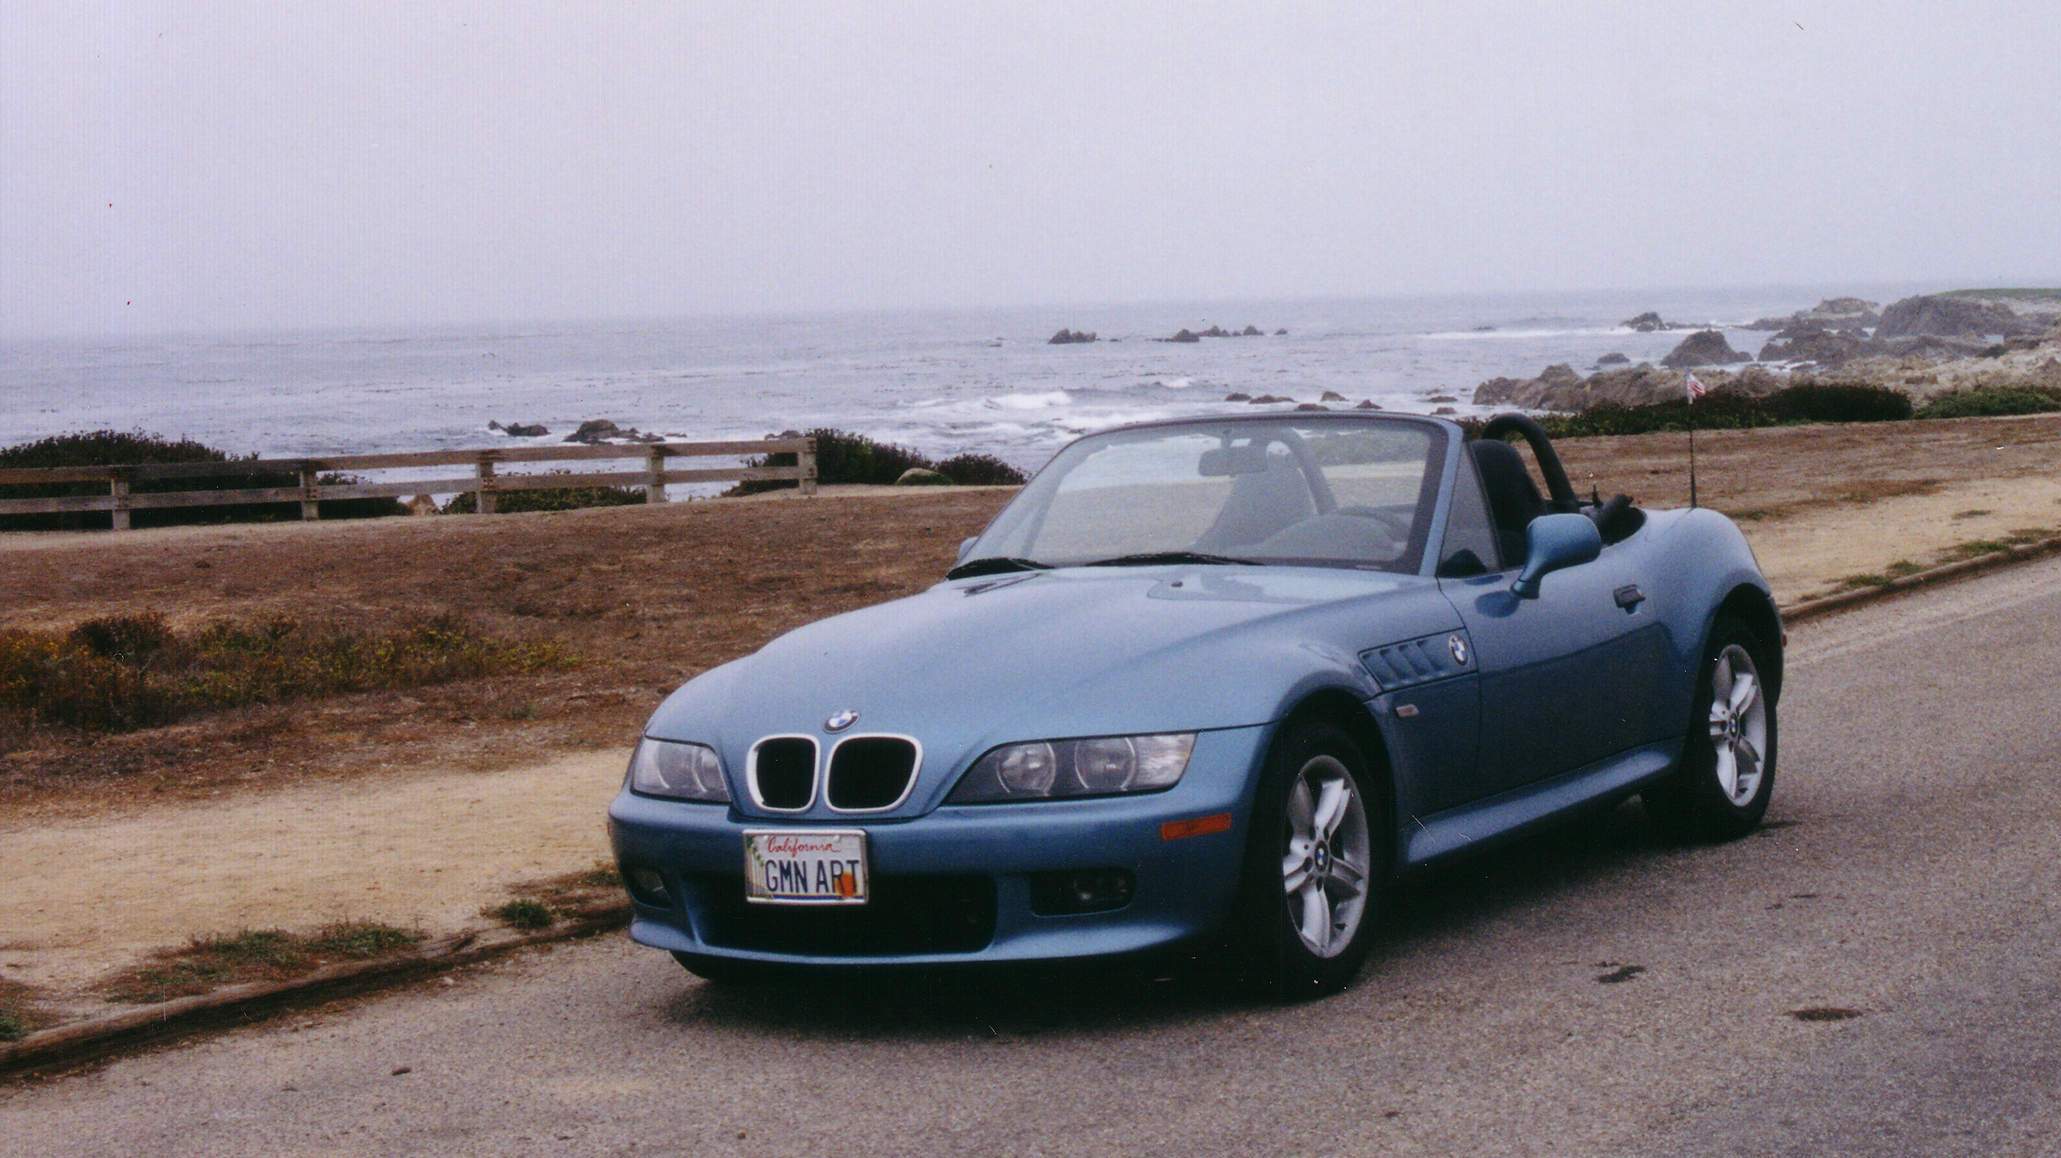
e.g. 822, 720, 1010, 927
956, 536, 977, 565
1511, 513, 1601, 598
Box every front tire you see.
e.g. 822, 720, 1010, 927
1644, 616, 1778, 842
1232, 721, 1390, 1000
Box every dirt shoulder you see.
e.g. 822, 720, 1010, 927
2, 415, 2059, 1010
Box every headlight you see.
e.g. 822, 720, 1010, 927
626, 738, 730, 803
948, 733, 1195, 803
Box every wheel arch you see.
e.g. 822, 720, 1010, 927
1278, 688, 1399, 863
1713, 584, 1784, 702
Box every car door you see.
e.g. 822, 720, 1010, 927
1435, 465, 1671, 795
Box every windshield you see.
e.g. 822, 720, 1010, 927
967, 418, 1448, 573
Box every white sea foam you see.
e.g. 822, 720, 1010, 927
985, 390, 1072, 410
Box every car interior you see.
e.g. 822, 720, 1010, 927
1474, 413, 1644, 567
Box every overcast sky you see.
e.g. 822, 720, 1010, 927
3, 1, 2057, 338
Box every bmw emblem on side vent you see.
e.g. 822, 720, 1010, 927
825, 709, 859, 733
1448, 634, 1470, 667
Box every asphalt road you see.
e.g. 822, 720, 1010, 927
8, 557, 2061, 1156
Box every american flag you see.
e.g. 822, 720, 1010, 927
1684, 370, 1707, 403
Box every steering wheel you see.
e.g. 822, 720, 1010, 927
1335, 505, 1414, 539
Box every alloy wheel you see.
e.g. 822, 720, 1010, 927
1707, 643, 1770, 805
1280, 755, 1372, 958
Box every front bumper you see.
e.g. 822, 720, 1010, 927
607, 725, 1270, 966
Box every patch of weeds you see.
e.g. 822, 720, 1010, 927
2004, 527, 2055, 545
1885, 560, 1926, 578
0, 977, 51, 1041
0, 612, 574, 735
1837, 573, 1892, 591
504, 701, 538, 722
485, 899, 556, 930
102, 922, 422, 1004
1943, 539, 2012, 561
1952, 509, 1993, 520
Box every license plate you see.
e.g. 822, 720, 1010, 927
743, 829, 869, 905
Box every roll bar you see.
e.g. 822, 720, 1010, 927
1479, 413, 1581, 513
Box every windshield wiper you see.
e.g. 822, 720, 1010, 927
1079, 551, 1264, 568
945, 556, 1053, 580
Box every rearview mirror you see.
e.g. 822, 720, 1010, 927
1197, 443, 1270, 477
956, 536, 977, 564
1511, 513, 1601, 598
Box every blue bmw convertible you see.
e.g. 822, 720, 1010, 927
609, 411, 1782, 997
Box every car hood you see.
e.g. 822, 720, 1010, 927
645, 564, 1457, 813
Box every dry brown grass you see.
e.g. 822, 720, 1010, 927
99, 921, 424, 1005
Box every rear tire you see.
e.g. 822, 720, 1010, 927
1644, 616, 1778, 842
1231, 720, 1391, 1000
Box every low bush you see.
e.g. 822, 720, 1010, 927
443, 481, 647, 515
1914, 386, 2061, 420
727, 429, 1027, 495
934, 453, 1029, 486
0, 431, 405, 531
1485, 382, 1916, 439
0, 612, 573, 734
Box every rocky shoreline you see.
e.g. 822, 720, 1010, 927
1479, 290, 2061, 411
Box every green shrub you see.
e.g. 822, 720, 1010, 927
442, 480, 647, 515
1915, 386, 2061, 420
0, 431, 404, 531
934, 453, 1029, 486
0, 612, 573, 735
1480, 382, 1915, 439
726, 428, 937, 496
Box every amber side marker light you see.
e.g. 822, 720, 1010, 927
1160, 812, 1234, 841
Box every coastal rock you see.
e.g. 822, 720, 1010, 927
1596, 352, 1631, 365
1047, 328, 1097, 344
1799, 297, 1881, 328
1240, 325, 1264, 337
894, 467, 951, 486
564, 419, 624, 444
1621, 311, 1679, 333
1168, 329, 1201, 343
1432, 406, 1458, 415
502, 422, 550, 438
1660, 330, 1752, 368
1294, 403, 1329, 411
1876, 294, 2045, 340
1274, 328, 1289, 335
1425, 393, 1459, 403
1758, 325, 1865, 366
564, 419, 658, 444
1354, 400, 1381, 409
487, 420, 504, 432
1248, 394, 1293, 404
1224, 392, 1252, 402
1538, 363, 1581, 386
1319, 391, 1347, 402
1471, 364, 1782, 411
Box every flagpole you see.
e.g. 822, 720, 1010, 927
1685, 370, 1701, 509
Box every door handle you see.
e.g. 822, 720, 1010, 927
1614, 584, 1646, 611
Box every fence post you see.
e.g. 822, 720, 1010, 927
799, 437, 818, 497
475, 455, 498, 515
109, 472, 131, 531
645, 446, 669, 504
299, 463, 321, 521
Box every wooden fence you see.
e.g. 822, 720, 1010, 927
0, 437, 817, 530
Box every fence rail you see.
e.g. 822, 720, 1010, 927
0, 437, 817, 530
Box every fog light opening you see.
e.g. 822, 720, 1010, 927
624, 865, 672, 906
1030, 868, 1135, 916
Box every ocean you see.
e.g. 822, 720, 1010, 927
1, 283, 1932, 482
